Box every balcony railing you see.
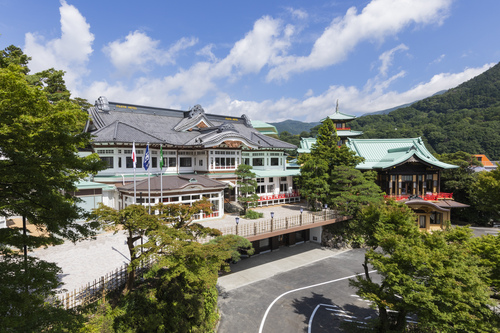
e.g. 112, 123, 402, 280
384, 192, 453, 201
336, 127, 351, 131
199, 209, 346, 243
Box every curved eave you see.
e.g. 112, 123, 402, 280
405, 200, 450, 213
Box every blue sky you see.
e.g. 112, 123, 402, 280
1, 0, 499, 122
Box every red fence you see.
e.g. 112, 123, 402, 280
384, 192, 453, 201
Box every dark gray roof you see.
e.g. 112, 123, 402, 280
118, 174, 227, 192
88, 99, 297, 149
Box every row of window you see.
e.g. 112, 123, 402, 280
100, 156, 195, 169
242, 157, 282, 167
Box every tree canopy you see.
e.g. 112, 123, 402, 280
350, 203, 500, 332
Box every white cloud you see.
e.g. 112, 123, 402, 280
431, 54, 446, 65
378, 44, 409, 76
202, 63, 494, 122
266, 0, 452, 81
103, 31, 198, 75
24, 0, 94, 94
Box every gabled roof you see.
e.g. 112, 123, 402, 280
87, 98, 296, 150
117, 174, 226, 192
251, 120, 278, 135
297, 137, 317, 153
345, 137, 458, 170
336, 130, 363, 137
91, 121, 164, 144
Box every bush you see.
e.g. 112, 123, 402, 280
244, 210, 263, 219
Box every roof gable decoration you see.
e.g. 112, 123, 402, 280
173, 104, 215, 132
95, 96, 110, 112
242, 114, 253, 128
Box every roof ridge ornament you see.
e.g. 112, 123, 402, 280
95, 96, 110, 112
242, 114, 253, 128
218, 122, 235, 133
188, 104, 205, 118
336, 99, 339, 113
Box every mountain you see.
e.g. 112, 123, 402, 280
269, 119, 321, 135
362, 90, 447, 116
350, 62, 500, 160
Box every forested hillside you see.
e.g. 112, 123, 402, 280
350, 62, 500, 160
269, 119, 320, 135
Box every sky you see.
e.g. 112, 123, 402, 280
1, 0, 499, 122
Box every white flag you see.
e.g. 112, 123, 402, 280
132, 142, 137, 169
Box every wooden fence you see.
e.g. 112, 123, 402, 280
199, 209, 341, 243
52, 259, 154, 310
54, 209, 342, 309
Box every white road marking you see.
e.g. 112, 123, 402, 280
258, 270, 376, 333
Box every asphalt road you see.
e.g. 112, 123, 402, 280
217, 248, 379, 333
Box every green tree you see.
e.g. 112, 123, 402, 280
350, 204, 499, 332
0, 65, 103, 330
470, 234, 500, 293
209, 234, 255, 263
235, 164, 259, 214
434, 151, 490, 224
0, 45, 31, 73
89, 204, 159, 292
26, 68, 71, 103
328, 166, 383, 216
473, 165, 500, 222
297, 117, 365, 209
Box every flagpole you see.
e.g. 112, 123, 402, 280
160, 145, 163, 205
132, 141, 137, 204
143, 142, 151, 214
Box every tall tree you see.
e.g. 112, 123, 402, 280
235, 164, 259, 214
350, 203, 499, 332
0, 45, 31, 73
298, 117, 365, 209
0, 65, 103, 330
473, 164, 500, 222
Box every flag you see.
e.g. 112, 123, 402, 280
143, 144, 150, 171
160, 145, 164, 170
132, 142, 137, 169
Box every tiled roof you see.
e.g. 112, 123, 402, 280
345, 137, 458, 170
117, 174, 227, 192
87, 99, 297, 150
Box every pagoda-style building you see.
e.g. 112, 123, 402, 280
298, 101, 362, 153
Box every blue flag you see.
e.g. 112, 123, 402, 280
143, 144, 150, 170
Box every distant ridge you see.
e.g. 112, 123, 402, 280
361, 90, 447, 116
269, 119, 320, 135
350, 63, 500, 160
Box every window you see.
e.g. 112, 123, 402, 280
336, 123, 343, 129
268, 177, 274, 183
101, 157, 113, 169
267, 184, 274, 193
126, 157, 134, 168
256, 178, 264, 183
253, 158, 264, 166
180, 157, 192, 167
430, 212, 442, 225
270, 158, 279, 166
118, 157, 122, 168
199, 160, 203, 166
97, 149, 114, 154
256, 185, 266, 193
419, 215, 426, 228
137, 157, 142, 168
152, 157, 157, 168
280, 177, 287, 181
280, 183, 288, 192
168, 157, 176, 167
243, 158, 250, 165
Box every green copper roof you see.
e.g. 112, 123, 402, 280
345, 137, 458, 170
321, 112, 357, 122
297, 137, 317, 153
253, 169, 301, 177
251, 120, 278, 135
336, 130, 363, 137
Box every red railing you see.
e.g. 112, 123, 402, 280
384, 192, 453, 201
337, 127, 351, 131
258, 191, 300, 201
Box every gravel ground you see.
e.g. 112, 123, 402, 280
30, 202, 312, 293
